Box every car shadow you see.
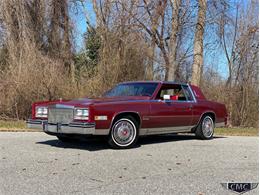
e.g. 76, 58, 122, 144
36, 137, 110, 151
36, 134, 226, 151
139, 134, 225, 146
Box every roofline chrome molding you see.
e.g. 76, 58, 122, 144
160, 81, 189, 85
119, 81, 191, 86
187, 84, 197, 103
151, 83, 197, 103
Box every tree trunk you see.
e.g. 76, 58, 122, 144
49, 0, 61, 57
145, 40, 155, 80
191, 0, 206, 86
62, 0, 75, 82
162, 45, 171, 81
167, 0, 180, 81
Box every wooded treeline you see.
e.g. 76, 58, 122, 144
0, 0, 258, 127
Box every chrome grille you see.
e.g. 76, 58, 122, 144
48, 108, 74, 124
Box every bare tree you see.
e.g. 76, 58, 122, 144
206, 0, 259, 127
49, 0, 75, 81
191, 0, 207, 86
134, 0, 188, 81
167, 0, 181, 81
144, 0, 160, 80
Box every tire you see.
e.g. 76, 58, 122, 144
195, 115, 214, 139
108, 116, 139, 149
57, 135, 75, 142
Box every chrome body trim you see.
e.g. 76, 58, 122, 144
180, 84, 196, 103
140, 125, 194, 135
187, 84, 197, 103
49, 104, 75, 109
148, 84, 196, 104
215, 122, 225, 128
156, 99, 195, 103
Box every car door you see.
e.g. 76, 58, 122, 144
147, 84, 194, 134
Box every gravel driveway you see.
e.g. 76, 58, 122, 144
0, 132, 258, 195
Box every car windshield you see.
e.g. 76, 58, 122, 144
104, 83, 158, 97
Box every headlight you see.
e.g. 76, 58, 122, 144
74, 108, 89, 120
35, 106, 48, 118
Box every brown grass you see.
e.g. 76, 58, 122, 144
215, 127, 258, 137
0, 120, 34, 131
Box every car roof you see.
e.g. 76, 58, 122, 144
119, 81, 188, 85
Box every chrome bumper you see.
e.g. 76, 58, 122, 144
26, 119, 46, 130
44, 122, 95, 135
27, 119, 109, 135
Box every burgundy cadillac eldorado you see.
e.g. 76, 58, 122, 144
27, 81, 227, 149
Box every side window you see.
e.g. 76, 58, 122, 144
156, 84, 187, 101
160, 89, 175, 97
182, 85, 194, 101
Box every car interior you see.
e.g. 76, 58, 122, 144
156, 84, 190, 101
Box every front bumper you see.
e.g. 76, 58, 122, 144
44, 122, 95, 135
26, 119, 107, 135
27, 119, 47, 130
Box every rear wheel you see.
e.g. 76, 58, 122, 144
108, 116, 139, 149
195, 115, 214, 139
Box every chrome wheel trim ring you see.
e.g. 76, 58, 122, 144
202, 116, 214, 138
111, 119, 137, 147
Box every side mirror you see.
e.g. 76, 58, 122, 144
163, 95, 171, 100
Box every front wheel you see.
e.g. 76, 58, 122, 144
195, 115, 214, 139
108, 116, 139, 149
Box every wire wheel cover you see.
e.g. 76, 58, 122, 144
202, 116, 214, 138
112, 119, 136, 146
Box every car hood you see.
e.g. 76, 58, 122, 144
48, 96, 150, 107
